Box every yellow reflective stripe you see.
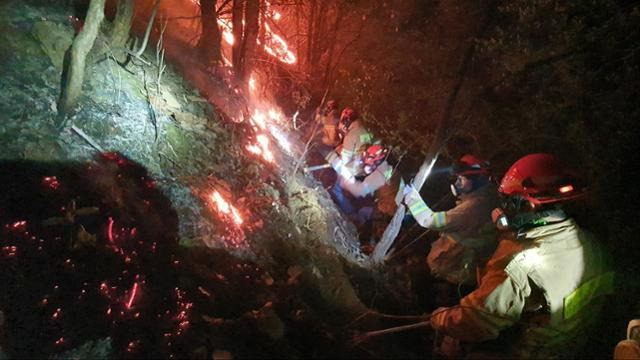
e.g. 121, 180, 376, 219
410, 201, 429, 215
433, 211, 447, 228
563, 271, 615, 320
342, 149, 354, 157
360, 133, 373, 144
384, 168, 393, 180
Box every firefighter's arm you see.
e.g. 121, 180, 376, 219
403, 186, 446, 229
340, 132, 358, 165
340, 169, 387, 198
430, 260, 528, 342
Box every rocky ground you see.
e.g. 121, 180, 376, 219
0, 0, 434, 358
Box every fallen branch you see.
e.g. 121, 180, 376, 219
71, 125, 104, 152
132, 0, 161, 58
155, 18, 168, 94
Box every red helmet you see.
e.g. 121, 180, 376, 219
362, 144, 388, 174
339, 107, 359, 132
499, 153, 585, 206
452, 154, 491, 176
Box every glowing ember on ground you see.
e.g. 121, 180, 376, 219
42, 176, 60, 190
126, 282, 139, 309
107, 217, 115, 243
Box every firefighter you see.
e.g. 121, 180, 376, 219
403, 155, 500, 285
331, 144, 395, 217
334, 144, 401, 252
327, 108, 375, 177
314, 99, 340, 148
614, 320, 640, 359
429, 153, 613, 358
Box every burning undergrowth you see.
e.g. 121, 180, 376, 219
0, 153, 425, 359
0, 153, 194, 358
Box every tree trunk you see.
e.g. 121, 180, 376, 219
57, 0, 105, 124
239, 0, 259, 81
306, 0, 316, 73
322, 4, 342, 89
198, 0, 222, 66
108, 0, 134, 56
231, 0, 245, 70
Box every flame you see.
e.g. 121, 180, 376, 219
269, 124, 291, 153
217, 18, 235, 45
231, 207, 243, 225
211, 2, 296, 64
263, 22, 297, 64
256, 134, 275, 162
249, 76, 257, 92
211, 191, 231, 214
252, 109, 267, 129
210, 190, 244, 225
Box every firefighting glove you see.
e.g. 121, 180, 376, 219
402, 185, 437, 228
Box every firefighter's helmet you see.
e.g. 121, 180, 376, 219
499, 153, 585, 209
452, 154, 491, 176
338, 107, 359, 136
362, 144, 388, 175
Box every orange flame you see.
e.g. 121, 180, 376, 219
210, 190, 244, 225
211, 2, 296, 64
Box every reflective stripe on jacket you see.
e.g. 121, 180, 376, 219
432, 219, 613, 358
340, 121, 373, 171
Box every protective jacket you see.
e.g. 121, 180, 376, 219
315, 107, 340, 147
404, 184, 500, 284
431, 218, 613, 358
339, 120, 374, 174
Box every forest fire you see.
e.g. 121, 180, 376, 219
263, 22, 296, 64
209, 2, 296, 64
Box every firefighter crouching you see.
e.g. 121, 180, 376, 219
403, 155, 500, 286
429, 153, 614, 358
314, 99, 341, 149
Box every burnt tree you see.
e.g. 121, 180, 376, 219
240, 0, 259, 80
57, 0, 105, 124
198, 0, 222, 66
231, 0, 244, 69
231, 0, 260, 82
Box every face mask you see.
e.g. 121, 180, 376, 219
494, 209, 568, 231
